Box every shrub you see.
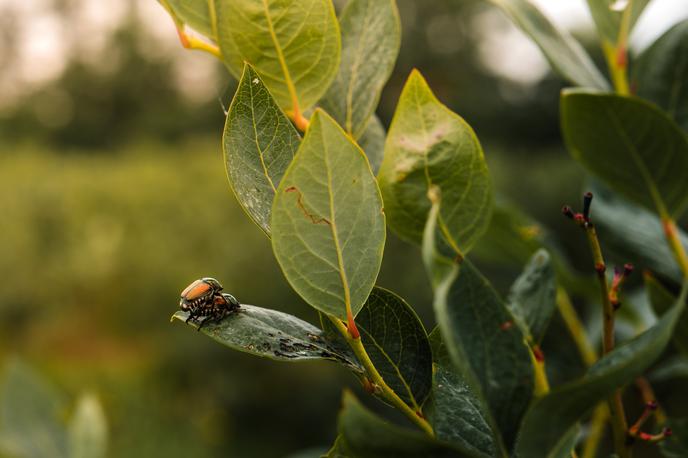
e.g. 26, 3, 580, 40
160, 0, 688, 456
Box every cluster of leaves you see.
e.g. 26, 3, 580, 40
161, 0, 688, 456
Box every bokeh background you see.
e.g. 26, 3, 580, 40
1, 0, 687, 456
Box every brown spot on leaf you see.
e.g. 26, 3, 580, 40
285, 186, 331, 225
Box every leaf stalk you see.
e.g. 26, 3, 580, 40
326, 315, 434, 437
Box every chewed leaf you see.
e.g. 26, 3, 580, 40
172, 307, 361, 370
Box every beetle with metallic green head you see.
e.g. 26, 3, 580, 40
179, 278, 240, 328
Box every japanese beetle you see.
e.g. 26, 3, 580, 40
179, 278, 240, 329
180, 277, 223, 310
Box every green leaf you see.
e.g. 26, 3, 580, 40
488, 0, 608, 89
68, 393, 107, 458
164, 0, 215, 39
507, 249, 557, 344
324, 435, 352, 458
589, 182, 688, 284
0, 359, 68, 458
646, 273, 688, 355
634, 20, 688, 133
356, 287, 432, 408
223, 64, 300, 235
337, 391, 472, 458
585, 0, 650, 45
423, 200, 533, 449
649, 355, 688, 382
561, 90, 688, 217
171, 306, 362, 369
378, 70, 493, 255
428, 329, 504, 458
471, 202, 547, 268
515, 282, 688, 457
319, 0, 401, 138
357, 114, 386, 175
271, 110, 385, 320
216, 0, 341, 114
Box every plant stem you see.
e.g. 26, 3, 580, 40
326, 315, 434, 436
636, 377, 667, 424
582, 404, 610, 458
557, 288, 611, 458
602, 41, 630, 96
662, 217, 688, 279
557, 288, 597, 367
584, 223, 631, 458
529, 346, 550, 397
159, 0, 221, 58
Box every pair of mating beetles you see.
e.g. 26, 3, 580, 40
179, 277, 239, 329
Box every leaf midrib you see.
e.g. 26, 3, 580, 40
322, 124, 354, 317
261, 0, 300, 112
603, 104, 669, 216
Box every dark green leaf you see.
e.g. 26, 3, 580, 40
319, 0, 400, 139
471, 202, 547, 268
649, 355, 688, 382
515, 283, 688, 457
324, 435, 352, 458
356, 287, 432, 408
338, 391, 472, 458
646, 273, 688, 355
634, 20, 688, 133
488, 0, 608, 89
590, 182, 688, 283
378, 70, 493, 254
216, 0, 341, 113
224, 64, 300, 235
585, 0, 650, 46
271, 110, 385, 320
428, 329, 504, 458
561, 90, 688, 217
423, 200, 533, 448
68, 393, 107, 458
358, 115, 386, 175
507, 249, 557, 344
171, 306, 361, 369
0, 359, 68, 458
